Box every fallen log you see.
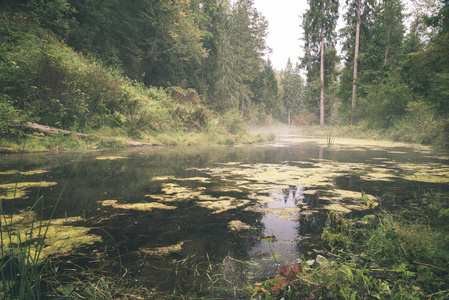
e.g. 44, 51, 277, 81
21, 121, 88, 137
14, 121, 161, 148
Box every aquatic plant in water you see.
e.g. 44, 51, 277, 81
99, 199, 177, 211
0, 164, 101, 299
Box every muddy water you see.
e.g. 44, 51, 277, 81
1, 128, 449, 296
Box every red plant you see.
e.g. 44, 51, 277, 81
269, 263, 303, 292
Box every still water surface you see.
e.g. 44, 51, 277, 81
1, 128, 448, 295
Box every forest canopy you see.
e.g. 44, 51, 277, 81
0, 0, 448, 148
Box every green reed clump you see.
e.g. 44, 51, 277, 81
0, 162, 71, 299
1, 194, 50, 299
326, 130, 335, 148
295, 192, 449, 299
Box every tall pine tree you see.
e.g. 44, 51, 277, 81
302, 0, 339, 127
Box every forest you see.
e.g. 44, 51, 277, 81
1, 0, 448, 149
1, 2, 449, 299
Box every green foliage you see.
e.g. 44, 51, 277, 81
26, 0, 76, 36
211, 0, 271, 115
391, 100, 442, 145
0, 168, 68, 299
281, 59, 303, 124
356, 70, 413, 129
326, 130, 335, 148
313, 191, 449, 299
222, 109, 247, 135
251, 59, 280, 118
0, 95, 21, 136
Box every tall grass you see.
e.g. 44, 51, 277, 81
0, 165, 70, 299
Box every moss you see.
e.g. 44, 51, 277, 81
139, 152, 447, 218
248, 194, 279, 203
321, 204, 352, 214
176, 177, 211, 183
196, 194, 250, 214
159, 183, 204, 201
398, 163, 449, 183
312, 137, 433, 153
151, 176, 176, 181
263, 207, 302, 218
228, 220, 251, 231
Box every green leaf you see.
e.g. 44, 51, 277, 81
57, 284, 73, 295
438, 208, 449, 219
340, 264, 354, 282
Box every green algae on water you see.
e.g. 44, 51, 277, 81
140, 241, 184, 256
228, 220, 251, 231
0, 170, 49, 176
95, 156, 128, 160
99, 199, 177, 211
1, 212, 101, 263
0, 181, 58, 200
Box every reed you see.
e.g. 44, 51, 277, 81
0, 162, 71, 299
326, 130, 335, 148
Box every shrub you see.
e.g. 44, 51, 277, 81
292, 111, 317, 126
357, 73, 413, 129
391, 100, 440, 145
222, 110, 246, 135
0, 95, 21, 136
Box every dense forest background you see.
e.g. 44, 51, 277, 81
0, 0, 448, 148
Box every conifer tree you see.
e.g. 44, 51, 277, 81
281, 58, 303, 124
302, 0, 339, 127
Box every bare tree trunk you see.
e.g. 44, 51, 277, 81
320, 27, 325, 128
351, 0, 361, 125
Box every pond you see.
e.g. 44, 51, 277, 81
1, 127, 449, 297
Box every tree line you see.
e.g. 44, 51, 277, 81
302, 0, 449, 148
1, 0, 281, 122
1, 0, 448, 147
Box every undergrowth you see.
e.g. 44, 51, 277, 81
0, 13, 266, 151
253, 191, 449, 299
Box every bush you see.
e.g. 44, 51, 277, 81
357, 73, 413, 129
0, 95, 21, 136
292, 111, 317, 126
392, 100, 441, 145
315, 192, 449, 299
222, 110, 246, 135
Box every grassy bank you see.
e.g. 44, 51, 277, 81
298, 121, 449, 150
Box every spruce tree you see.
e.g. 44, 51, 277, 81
302, 0, 339, 127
